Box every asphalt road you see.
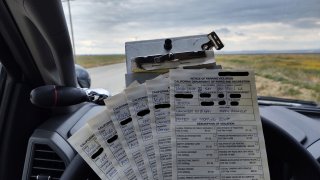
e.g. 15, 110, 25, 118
87, 63, 126, 95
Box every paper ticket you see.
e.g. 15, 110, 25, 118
169, 69, 270, 180
87, 110, 138, 180
104, 93, 150, 180
146, 77, 172, 180
125, 84, 159, 180
68, 124, 123, 180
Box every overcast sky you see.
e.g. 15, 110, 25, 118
62, 0, 320, 54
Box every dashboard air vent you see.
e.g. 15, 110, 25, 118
29, 144, 66, 180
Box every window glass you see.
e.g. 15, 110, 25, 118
62, 0, 320, 102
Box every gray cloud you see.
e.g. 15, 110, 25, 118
215, 28, 231, 34
235, 32, 246, 36
67, 0, 320, 29
288, 18, 320, 29
76, 0, 318, 26
62, 0, 320, 54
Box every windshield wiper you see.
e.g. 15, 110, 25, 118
258, 96, 318, 107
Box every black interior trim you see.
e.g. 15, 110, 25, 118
263, 117, 320, 179
0, 64, 7, 101
60, 154, 99, 180
0, 0, 43, 86
5, 0, 76, 87
0, 76, 49, 180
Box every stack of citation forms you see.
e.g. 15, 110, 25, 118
68, 69, 270, 180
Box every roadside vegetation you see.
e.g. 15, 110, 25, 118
216, 54, 320, 102
76, 53, 320, 103
75, 54, 124, 68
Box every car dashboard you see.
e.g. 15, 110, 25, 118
21, 101, 320, 180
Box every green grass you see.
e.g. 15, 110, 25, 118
75, 55, 125, 68
286, 88, 302, 96
216, 54, 320, 102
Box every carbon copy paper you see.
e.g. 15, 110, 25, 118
67, 124, 124, 180
146, 77, 172, 180
87, 111, 138, 180
104, 93, 150, 180
125, 84, 159, 180
170, 69, 270, 180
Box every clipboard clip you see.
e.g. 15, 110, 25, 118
201, 31, 224, 50
134, 51, 206, 69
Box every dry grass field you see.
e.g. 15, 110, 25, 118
75, 55, 124, 68
216, 54, 320, 102
76, 53, 320, 103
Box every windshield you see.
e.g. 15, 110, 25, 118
62, 0, 320, 103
